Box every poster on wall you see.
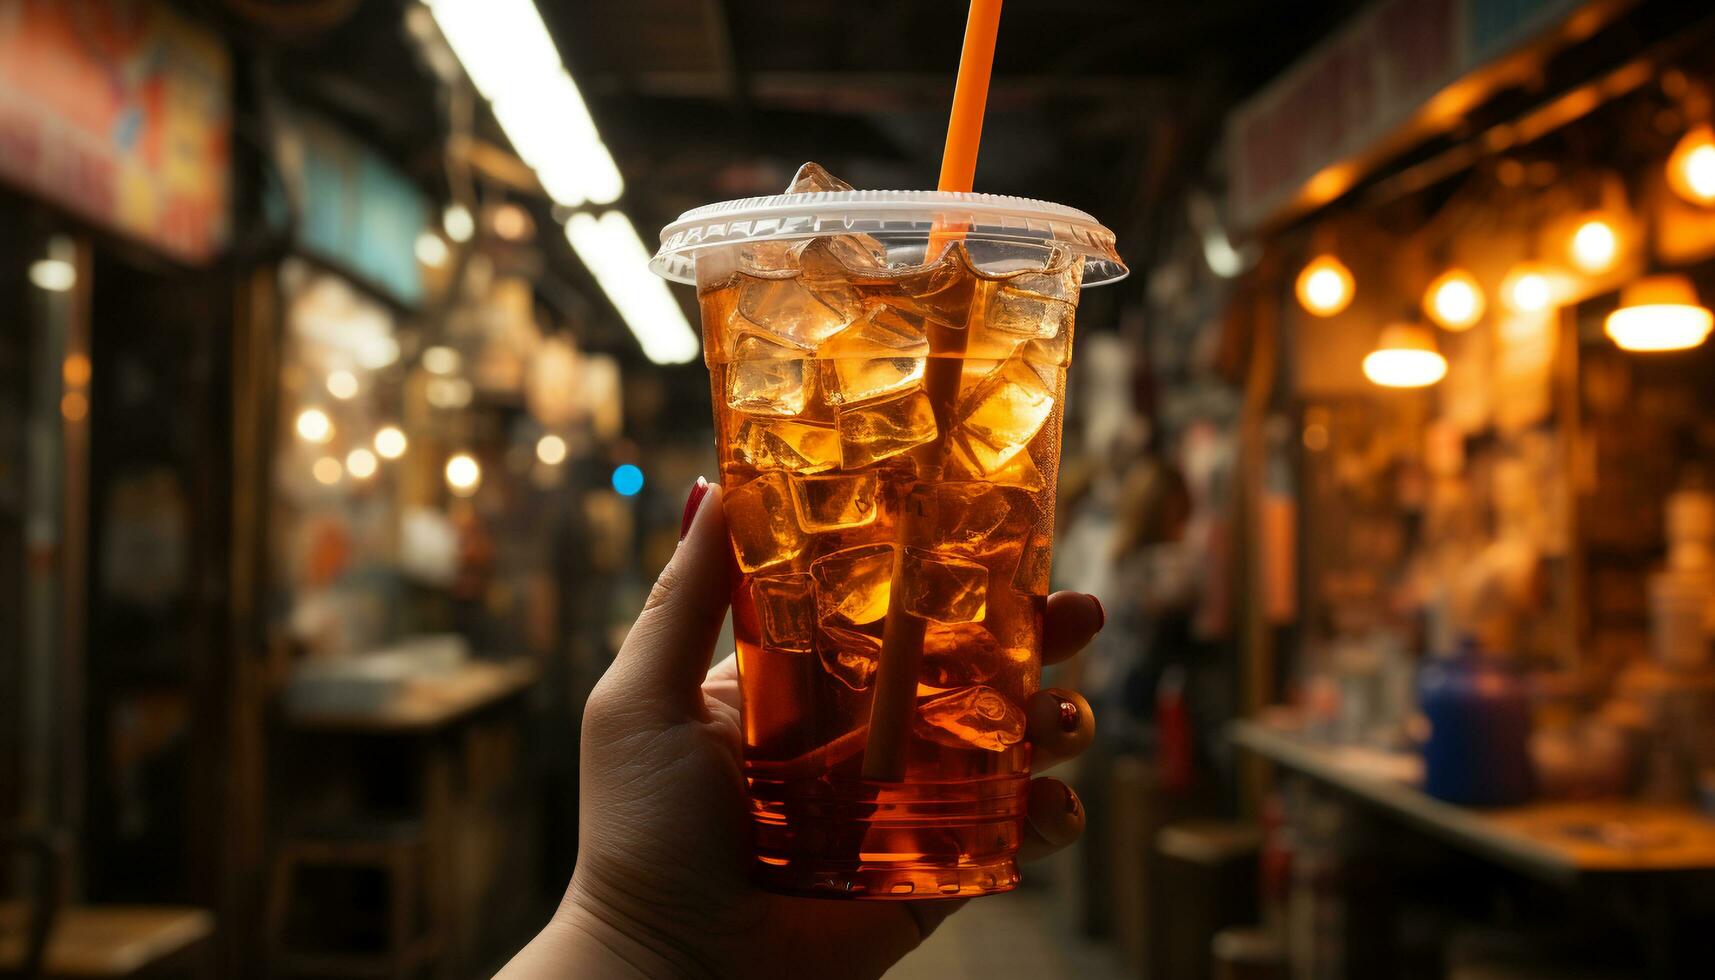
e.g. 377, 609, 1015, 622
0, 0, 231, 262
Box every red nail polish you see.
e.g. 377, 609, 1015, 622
1057, 697, 1081, 733
680, 476, 710, 541
1088, 594, 1105, 631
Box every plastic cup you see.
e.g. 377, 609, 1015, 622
652, 188, 1124, 899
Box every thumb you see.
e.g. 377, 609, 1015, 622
606, 479, 733, 720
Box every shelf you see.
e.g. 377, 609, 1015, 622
1232, 718, 1715, 886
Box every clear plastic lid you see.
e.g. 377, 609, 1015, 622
649, 189, 1127, 286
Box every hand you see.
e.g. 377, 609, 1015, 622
498, 483, 1104, 980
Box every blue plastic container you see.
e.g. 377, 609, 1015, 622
1418, 641, 1534, 806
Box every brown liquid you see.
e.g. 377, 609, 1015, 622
697, 236, 1079, 899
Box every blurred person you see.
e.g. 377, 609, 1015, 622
497, 480, 1103, 979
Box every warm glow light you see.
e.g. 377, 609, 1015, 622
295, 408, 333, 443
345, 448, 379, 480
29, 258, 76, 292
426, 377, 473, 409
536, 434, 568, 465
374, 426, 409, 459
422, 345, 461, 375
443, 204, 475, 243
415, 231, 450, 267
566, 212, 701, 364
1569, 218, 1619, 273
312, 456, 343, 485
326, 369, 359, 400
1423, 269, 1485, 331
1363, 323, 1446, 388
446, 453, 482, 495
1668, 125, 1715, 206
1604, 275, 1713, 352
1502, 265, 1553, 313
62, 353, 91, 386
491, 204, 531, 241
60, 391, 88, 421
1295, 255, 1354, 317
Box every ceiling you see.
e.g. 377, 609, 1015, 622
247, 0, 1364, 364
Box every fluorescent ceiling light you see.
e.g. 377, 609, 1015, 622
566, 212, 700, 365
427, 0, 623, 206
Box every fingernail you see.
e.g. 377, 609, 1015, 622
680, 476, 710, 541
1056, 696, 1081, 733
1064, 784, 1081, 817
1088, 594, 1105, 631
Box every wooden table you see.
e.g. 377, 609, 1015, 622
283, 658, 538, 976
284, 659, 537, 734
0, 905, 214, 978
1231, 718, 1715, 887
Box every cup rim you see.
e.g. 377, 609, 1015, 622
649, 189, 1127, 287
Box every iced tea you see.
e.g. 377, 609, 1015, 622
692, 172, 1085, 898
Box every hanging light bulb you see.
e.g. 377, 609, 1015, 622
1501, 264, 1555, 313
1363, 322, 1447, 388
1667, 124, 1715, 206
1295, 254, 1354, 317
374, 425, 409, 460
1604, 275, 1713, 352
1567, 216, 1620, 274
445, 453, 482, 496
1423, 269, 1485, 331
295, 408, 333, 444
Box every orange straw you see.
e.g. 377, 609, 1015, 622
862, 0, 1004, 783
937, 0, 1003, 194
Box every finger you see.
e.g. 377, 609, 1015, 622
606, 481, 732, 719
703, 652, 741, 714
1025, 687, 1094, 772
1043, 592, 1104, 665
1018, 777, 1084, 862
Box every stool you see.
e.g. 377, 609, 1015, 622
1212, 926, 1285, 980
1153, 821, 1261, 980
265, 822, 441, 979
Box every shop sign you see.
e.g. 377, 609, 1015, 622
276, 110, 428, 306
0, 0, 231, 262
1228, 0, 1596, 232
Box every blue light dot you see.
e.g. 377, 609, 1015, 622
612, 464, 644, 496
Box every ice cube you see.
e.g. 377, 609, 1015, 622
727, 335, 811, 416
900, 546, 988, 624
877, 245, 977, 327
930, 483, 1014, 556
1022, 330, 1073, 369
837, 391, 937, 468
950, 356, 1055, 474
991, 451, 1046, 492
914, 685, 1026, 751
921, 622, 1017, 687
792, 472, 879, 531
728, 418, 840, 474
735, 273, 858, 351
817, 306, 928, 406
811, 543, 895, 627
787, 162, 853, 193
818, 626, 881, 691
1012, 527, 1054, 595
798, 233, 887, 277
751, 574, 815, 652
725, 472, 808, 572
944, 443, 1046, 492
